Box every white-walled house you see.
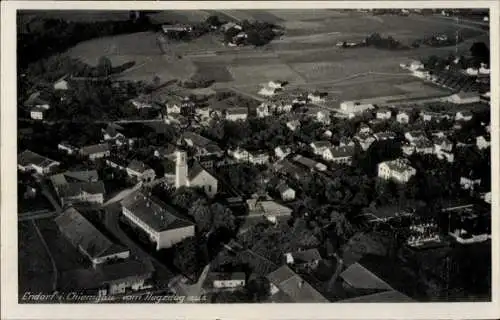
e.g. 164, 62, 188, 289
226, 108, 248, 121
277, 183, 296, 201
126, 160, 156, 183
275, 146, 292, 160
80, 144, 110, 160
448, 92, 480, 105
121, 191, 195, 251
376, 109, 392, 120
378, 158, 416, 183
310, 141, 332, 155
286, 120, 301, 131
18, 150, 60, 175
323, 146, 355, 165
30, 107, 45, 120
476, 136, 490, 150
396, 111, 410, 124
455, 111, 473, 122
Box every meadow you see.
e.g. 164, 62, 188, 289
60, 10, 488, 103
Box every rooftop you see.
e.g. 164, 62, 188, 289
63, 170, 99, 183
182, 131, 214, 147
340, 262, 393, 291
18, 150, 59, 168
121, 191, 194, 232
55, 207, 127, 260
326, 145, 355, 158
267, 265, 329, 302
59, 181, 106, 198
379, 158, 415, 173
79, 143, 110, 155
288, 248, 322, 263
127, 160, 152, 174
311, 141, 332, 149
226, 107, 248, 116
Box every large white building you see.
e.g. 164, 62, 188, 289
121, 191, 195, 251
378, 158, 416, 183
18, 150, 60, 175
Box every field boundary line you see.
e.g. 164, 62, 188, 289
31, 220, 58, 292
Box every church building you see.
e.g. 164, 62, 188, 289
175, 151, 218, 198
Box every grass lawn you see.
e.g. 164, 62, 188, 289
18, 221, 54, 297
193, 61, 234, 82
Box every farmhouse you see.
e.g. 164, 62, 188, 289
258, 85, 282, 97
308, 91, 328, 103
162, 24, 193, 33
257, 103, 271, 118
404, 130, 426, 143
226, 107, 248, 121
339, 137, 356, 147
322, 145, 355, 165
180, 132, 223, 157
460, 171, 481, 190
247, 199, 293, 224
126, 160, 156, 183
55, 207, 130, 267
378, 158, 416, 183
18, 150, 60, 175
102, 124, 125, 141
448, 92, 480, 104
340, 101, 375, 114
248, 150, 271, 165
121, 191, 195, 250
80, 143, 110, 160
273, 159, 307, 181
203, 272, 246, 293
413, 139, 434, 155
310, 141, 332, 155
165, 95, 195, 114
358, 123, 372, 135
130, 96, 153, 109
268, 80, 287, 89
267, 265, 329, 303
51, 171, 105, 207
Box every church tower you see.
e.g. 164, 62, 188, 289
175, 150, 188, 188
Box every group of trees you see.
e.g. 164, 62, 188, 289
223, 20, 280, 47
364, 32, 408, 50
422, 41, 489, 71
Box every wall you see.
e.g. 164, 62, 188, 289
157, 225, 195, 250
92, 250, 131, 266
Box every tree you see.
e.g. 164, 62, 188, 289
172, 237, 200, 279
189, 199, 213, 233
329, 210, 354, 241
97, 56, 113, 77
206, 15, 223, 28
247, 276, 271, 302
470, 42, 490, 64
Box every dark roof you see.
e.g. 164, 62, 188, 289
182, 131, 214, 147
338, 290, 414, 302
55, 207, 128, 260
226, 107, 248, 116
277, 183, 293, 194
127, 160, 152, 173
63, 170, 99, 183
80, 143, 110, 155
18, 150, 59, 168
326, 145, 355, 158
311, 141, 332, 149
121, 191, 194, 232
59, 259, 154, 291
188, 162, 215, 181
340, 262, 393, 291
59, 181, 105, 198
267, 265, 329, 302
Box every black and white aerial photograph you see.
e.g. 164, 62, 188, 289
12, 4, 494, 308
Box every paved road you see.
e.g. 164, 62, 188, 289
104, 204, 176, 288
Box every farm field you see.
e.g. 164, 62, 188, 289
18, 221, 54, 296
59, 10, 488, 99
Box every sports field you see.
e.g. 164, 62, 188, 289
61, 10, 488, 101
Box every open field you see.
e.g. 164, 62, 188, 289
18, 221, 54, 295
59, 10, 488, 99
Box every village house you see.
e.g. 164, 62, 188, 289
396, 111, 410, 124
55, 207, 130, 267
130, 96, 153, 109
434, 137, 454, 162
273, 159, 308, 181
476, 135, 490, 150
455, 111, 473, 122
226, 107, 248, 121
401, 143, 416, 156
268, 80, 287, 90
274, 146, 292, 160
165, 95, 194, 114
154, 144, 177, 159
79, 143, 111, 160
277, 182, 296, 201
18, 150, 60, 175
221, 22, 243, 32
310, 141, 332, 155
378, 158, 417, 183
285, 248, 322, 270
373, 131, 397, 141
307, 110, 330, 125
322, 145, 355, 165
339, 101, 375, 118
58, 142, 79, 155
121, 191, 195, 250
180, 132, 223, 158
248, 150, 270, 165
258, 85, 283, 97
126, 160, 156, 183
105, 156, 129, 171
59, 259, 153, 297
286, 119, 301, 131
229, 147, 250, 162
448, 92, 481, 105
323, 130, 333, 138
354, 133, 376, 151
308, 91, 328, 103
266, 265, 329, 303
292, 154, 328, 172
51, 172, 105, 207
376, 108, 392, 120
247, 199, 293, 225
53, 75, 70, 91
30, 107, 46, 120
202, 272, 246, 293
